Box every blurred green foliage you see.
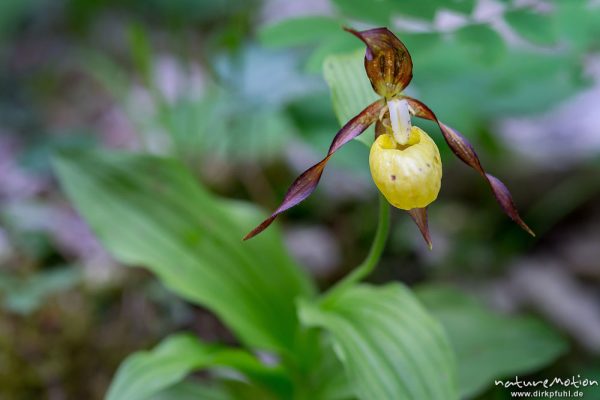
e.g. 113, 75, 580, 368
259, 0, 599, 134
417, 285, 568, 398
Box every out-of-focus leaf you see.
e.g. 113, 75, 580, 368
107, 333, 289, 400
454, 24, 505, 65
305, 32, 360, 74
217, 46, 323, 107
158, 91, 297, 162
150, 381, 230, 400
300, 284, 458, 400
416, 285, 569, 399
0, 0, 38, 41
505, 9, 556, 46
408, 41, 585, 131
127, 23, 154, 86
395, 0, 439, 20
171, 46, 320, 161
323, 51, 379, 146
401, 32, 441, 58
331, 0, 447, 22
331, 0, 393, 24
258, 16, 341, 48
221, 380, 282, 400
0, 267, 81, 315
443, 0, 476, 15
307, 339, 356, 400
86, 45, 316, 162
80, 51, 131, 100
141, 0, 252, 24
527, 168, 600, 236
552, 0, 600, 52
54, 150, 315, 353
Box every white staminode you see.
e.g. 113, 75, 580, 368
388, 98, 412, 145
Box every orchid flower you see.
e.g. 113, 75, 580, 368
244, 27, 534, 247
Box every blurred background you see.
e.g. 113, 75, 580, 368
1, 0, 599, 398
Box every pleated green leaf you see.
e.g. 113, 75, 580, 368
417, 285, 568, 399
323, 50, 379, 146
53, 150, 314, 353
107, 333, 288, 400
299, 284, 458, 400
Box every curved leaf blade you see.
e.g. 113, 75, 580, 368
299, 284, 458, 400
53, 150, 314, 352
107, 333, 288, 400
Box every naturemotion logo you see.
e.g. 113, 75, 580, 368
495, 375, 598, 390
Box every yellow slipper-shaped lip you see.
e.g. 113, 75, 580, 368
369, 126, 442, 210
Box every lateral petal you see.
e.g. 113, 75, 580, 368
244, 99, 385, 240
402, 96, 535, 236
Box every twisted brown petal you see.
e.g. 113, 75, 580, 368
244, 99, 385, 240
402, 96, 535, 237
344, 27, 413, 100
407, 208, 432, 250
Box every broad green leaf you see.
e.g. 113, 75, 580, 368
54, 150, 315, 353
107, 333, 289, 400
393, 0, 439, 20
505, 9, 556, 46
416, 285, 569, 399
331, 0, 394, 24
552, 0, 600, 52
299, 284, 458, 400
331, 0, 446, 22
305, 33, 360, 73
401, 32, 441, 58
308, 341, 356, 400
323, 51, 379, 146
443, 0, 476, 15
258, 16, 342, 48
454, 24, 505, 65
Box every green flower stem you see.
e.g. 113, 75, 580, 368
322, 193, 390, 306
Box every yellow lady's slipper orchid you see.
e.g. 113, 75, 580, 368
244, 26, 534, 247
